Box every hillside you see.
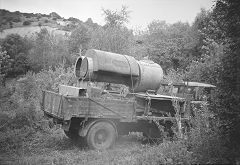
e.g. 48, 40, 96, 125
0, 26, 71, 39
0, 9, 98, 38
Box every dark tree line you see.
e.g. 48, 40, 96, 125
213, 0, 240, 149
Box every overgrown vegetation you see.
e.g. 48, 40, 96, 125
0, 1, 240, 164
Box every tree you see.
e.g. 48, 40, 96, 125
23, 20, 31, 26
185, 8, 225, 85
0, 46, 12, 86
85, 6, 134, 54
1, 34, 31, 76
28, 28, 52, 71
144, 20, 194, 72
102, 5, 130, 27
29, 28, 71, 71
68, 24, 91, 54
213, 0, 240, 148
89, 26, 134, 55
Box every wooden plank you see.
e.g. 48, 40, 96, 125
62, 97, 135, 120
43, 91, 62, 118
43, 90, 135, 121
59, 84, 87, 97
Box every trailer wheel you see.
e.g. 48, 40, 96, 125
86, 121, 116, 150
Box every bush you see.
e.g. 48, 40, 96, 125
37, 15, 42, 20
0, 126, 35, 155
137, 101, 231, 164
0, 64, 76, 156
23, 20, 31, 26
186, 104, 230, 164
137, 141, 194, 165
1, 65, 75, 125
11, 16, 21, 23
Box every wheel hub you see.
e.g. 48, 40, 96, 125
95, 130, 107, 144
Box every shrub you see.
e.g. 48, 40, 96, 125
186, 103, 230, 164
137, 101, 231, 164
0, 64, 76, 155
1, 65, 75, 127
0, 126, 35, 155
137, 141, 194, 165
12, 16, 21, 23
23, 20, 31, 26
33, 64, 76, 93
37, 15, 42, 20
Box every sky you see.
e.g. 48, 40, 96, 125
0, 0, 215, 29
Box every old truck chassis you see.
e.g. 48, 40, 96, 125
42, 89, 188, 150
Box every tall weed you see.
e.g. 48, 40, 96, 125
137, 101, 231, 164
186, 102, 230, 164
0, 64, 76, 155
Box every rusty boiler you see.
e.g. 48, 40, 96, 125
75, 49, 163, 92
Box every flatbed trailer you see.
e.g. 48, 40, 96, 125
42, 89, 189, 150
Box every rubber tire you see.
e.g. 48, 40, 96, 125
86, 121, 116, 150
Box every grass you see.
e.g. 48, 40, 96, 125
0, 129, 149, 165
0, 126, 202, 165
0, 109, 233, 165
0, 77, 233, 165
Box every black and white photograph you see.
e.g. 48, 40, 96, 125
0, 0, 240, 164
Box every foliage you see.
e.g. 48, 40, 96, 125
137, 102, 231, 164
213, 0, 240, 150
0, 9, 21, 29
1, 34, 30, 59
0, 64, 76, 157
23, 20, 31, 26
28, 28, 74, 71
68, 24, 91, 53
32, 64, 76, 94
68, 17, 81, 23
0, 46, 13, 85
50, 12, 61, 19
102, 5, 130, 27
186, 102, 230, 164
137, 141, 194, 165
185, 44, 223, 84
1, 34, 31, 76
143, 20, 196, 72
90, 26, 134, 54
163, 69, 184, 84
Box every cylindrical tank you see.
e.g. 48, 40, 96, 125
75, 49, 163, 92
134, 60, 163, 92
